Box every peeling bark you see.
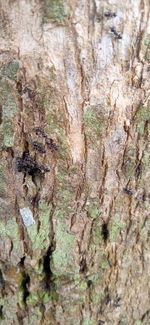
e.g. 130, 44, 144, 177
0, 0, 150, 324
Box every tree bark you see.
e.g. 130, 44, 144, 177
0, 0, 150, 324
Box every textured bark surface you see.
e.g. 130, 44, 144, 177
0, 0, 150, 324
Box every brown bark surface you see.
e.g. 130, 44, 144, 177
0, 1, 150, 324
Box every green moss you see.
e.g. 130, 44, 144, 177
0, 163, 7, 196
101, 260, 109, 269
27, 293, 39, 306
144, 34, 150, 60
0, 295, 18, 324
135, 105, 150, 135
0, 61, 19, 79
134, 321, 143, 325
87, 200, 100, 219
82, 317, 97, 325
27, 200, 52, 251
109, 218, 125, 242
52, 221, 76, 274
91, 220, 102, 245
0, 80, 18, 147
0, 218, 22, 257
44, 0, 67, 24
122, 146, 136, 178
54, 164, 75, 218
84, 107, 106, 140
142, 152, 150, 166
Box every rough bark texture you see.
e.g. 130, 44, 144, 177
0, 0, 150, 324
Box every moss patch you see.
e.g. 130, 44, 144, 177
109, 217, 125, 242
0, 218, 22, 258
0, 79, 18, 147
27, 200, 51, 251
122, 146, 136, 178
135, 105, 150, 136
52, 221, 76, 275
44, 0, 67, 24
0, 61, 19, 79
84, 107, 106, 142
87, 199, 100, 219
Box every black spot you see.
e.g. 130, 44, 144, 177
123, 187, 133, 195
104, 294, 111, 305
32, 141, 46, 154
104, 12, 117, 18
19, 256, 26, 267
46, 139, 58, 151
0, 106, 2, 125
101, 223, 109, 241
110, 27, 122, 39
43, 246, 53, 290
21, 272, 30, 305
79, 256, 87, 273
0, 270, 5, 291
87, 280, 93, 288
16, 152, 50, 176
0, 305, 3, 319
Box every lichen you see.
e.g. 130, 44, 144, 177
84, 106, 106, 142
0, 218, 22, 258
0, 79, 18, 147
82, 317, 97, 325
52, 221, 76, 275
122, 146, 136, 178
134, 321, 143, 325
44, 0, 67, 24
109, 218, 125, 242
0, 163, 7, 197
27, 200, 51, 251
0, 61, 19, 79
135, 105, 150, 136
87, 199, 100, 219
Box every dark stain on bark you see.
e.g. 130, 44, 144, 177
101, 223, 109, 241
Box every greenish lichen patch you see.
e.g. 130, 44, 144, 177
82, 317, 97, 325
122, 146, 136, 178
144, 34, 150, 60
0, 61, 19, 79
0, 163, 7, 197
91, 219, 102, 245
109, 217, 125, 242
87, 199, 100, 219
0, 80, 18, 147
0, 218, 22, 258
135, 105, 150, 136
84, 106, 107, 142
54, 164, 76, 218
134, 321, 143, 325
44, 0, 67, 24
52, 221, 76, 275
27, 200, 51, 251
0, 295, 19, 324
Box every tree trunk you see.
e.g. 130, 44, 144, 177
0, 0, 150, 324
